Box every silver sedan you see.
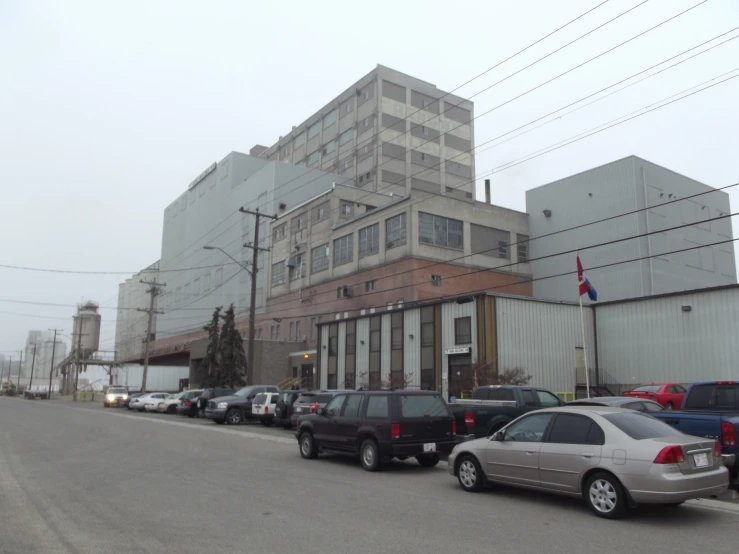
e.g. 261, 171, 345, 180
448, 406, 728, 519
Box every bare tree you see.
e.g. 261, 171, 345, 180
470, 362, 532, 389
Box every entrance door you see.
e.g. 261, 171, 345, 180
301, 364, 314, 389
448, 354, 473, 400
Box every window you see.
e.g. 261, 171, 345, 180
323, 140, 335, 155
273, 223, 286, 242
258, 328, 263, 339
333, 234, 353, 266
503, 413, 553, 442
487, 388, 515, 401
365, 395, 389, 418
323, 110, 337, 128
342, 395, 362, 418
193, 278, 200, 296
521, 389, 537, 407
337, 286, 352, 299
399, 395, 450, 418
324, 395, 345, 417
289, 322, 294, 340
684, 384, 739, 410
290, 253, 305, 280
339, 129, 354, 146
311, 244, 329, 273
536, 390, 562, 408
358, 223, 379, 258
343, 100, 353, 114
340, 202, 353, 218
419, 212, 463, 249
175, 286, 181, 302
454, 317, 471, 345
328, 335, 338, 355
385, 213, 407, 248
548, 414, 604, 445
602, 412, 682, 440
307, 150, 319, 166
365, 280, 377, 292
342, 157, 352, 170
345, 329, 355, 354
431, 275, 441, 287
517, 234, 529, 262
271, 261, 286, 286
307, 121, 320, 140
312, 202, 328, 221
293, 131, 305, 149
203, 273, 211, 292
498, 240, 508, 259
391, 312, 403, 350
370, 329, 380, 351
421, 125, 428, 136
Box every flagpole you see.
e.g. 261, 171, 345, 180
579, 293, 591, 399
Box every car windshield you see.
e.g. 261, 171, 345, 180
108, 388, 127, 394
603, 412, 681, 440
632, 385, 661, 392
399, 394, 451, 418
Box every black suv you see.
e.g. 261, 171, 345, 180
296, 390, 457, 471
176, 388, 236, 418
205, 385, 279, 425
290, 390, 351, 429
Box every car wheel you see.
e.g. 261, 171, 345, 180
456, 455, 484, 492
167, 405, 177, 414
584, 472, 627, 519
226, 408, 242, 425
103, 402, 109, 408
416, 454, 440, 467
198, 408, 205, 418
359, 439, 381, 472
138, 408, 145, 412
299, 432, 317, 459
187, 414, 195, 418
284, 424, 292, 430
666, 402, 674, 410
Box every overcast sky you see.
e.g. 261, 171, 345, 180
1, 0, 738, 356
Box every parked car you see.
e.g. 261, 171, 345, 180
296, 390, 457, 471
448, 386, 564, 438
205, 385, 280, 425
623, 383, 687, 410
252, 392, 280, 426
157, 389, 203, 414
176, 388, 236, 418
651, 381, 739, 473
104, 387, 129, 408
129, 392, 169, 412
291, 391, 351, 429
273, 390, 304, 429
449, 406, 728, 519
145, 393, 172, 412
124, 392, 144, 410
567, 396, 664, 413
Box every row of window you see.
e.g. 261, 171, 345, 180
266, 316, 321, 342
165, 268, 224, 307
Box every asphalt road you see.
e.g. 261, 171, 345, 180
0, 398, 736, 554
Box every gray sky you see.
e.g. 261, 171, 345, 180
1, 0, 738, 355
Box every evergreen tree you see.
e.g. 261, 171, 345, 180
198, 307, 222, 387
218, 304, 247, 388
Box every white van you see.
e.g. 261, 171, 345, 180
252, 392, 279, 426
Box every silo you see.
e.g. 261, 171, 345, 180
72, 301, 102, 359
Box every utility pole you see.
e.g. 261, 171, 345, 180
138, 279, 166, 393
28, 342, 38, 392
239, 207, 276, 386
16, 350, 23, 391
73, 318, 84, 401
0, 357, 7, 391
47, 328, 62, 399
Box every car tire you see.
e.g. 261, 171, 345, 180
103, 402, 109, 408
284, 424, 292, 430
167, 405, 177, 414
299, 432, 318, 459
226, 408, 242, 425
359, 439, 381, 472
138, 408, 145, 412
416, 454, 440, 467
666, 402, 674, 410
214, 419, 225, 425
261, 420, 272, 427
187, 414, 195, 418
456, 455, 485, 492
584, 472, 627, 519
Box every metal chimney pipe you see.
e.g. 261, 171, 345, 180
484, 179, 491, 204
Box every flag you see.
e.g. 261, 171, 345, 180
577, 255, 597, 302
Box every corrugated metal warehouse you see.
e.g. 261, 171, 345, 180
316, 284, 739, 398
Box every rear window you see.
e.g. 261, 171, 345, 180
399, 394, 451, 418
254, 393, 267, 404
603, 412, 681, 440
633, 385, 662, 393
296, 393, 316, 403
684, 384, 739, 410
316, 394, 334, 403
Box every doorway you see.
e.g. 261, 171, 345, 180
448, 354, 473, 400
301, 364, 314, 389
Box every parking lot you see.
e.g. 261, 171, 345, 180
0, 396, 737, 554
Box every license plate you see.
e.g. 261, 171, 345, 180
423, 443, 436, 452
694, 453, 709, 467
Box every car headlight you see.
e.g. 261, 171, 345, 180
122, 395, 128, 400
107, 394, 114, 401
217, 402, 229, 409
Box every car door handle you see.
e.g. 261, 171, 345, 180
526, 450, 535, 455
581, 453, 594, 458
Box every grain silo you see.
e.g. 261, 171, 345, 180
72, 301, 101, 359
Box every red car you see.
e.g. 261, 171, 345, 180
622, 383, 687, 410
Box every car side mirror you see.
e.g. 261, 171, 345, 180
316, 407, 326, 416
491, 431, 504, 441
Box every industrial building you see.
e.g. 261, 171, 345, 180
527, 156, 736, 303
316, 284, 739, 400
252, 64, 476, 201
115, 261, 159, 362
23, 330, 67, 381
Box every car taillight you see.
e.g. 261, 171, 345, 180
184, 401, 192, 407
654, 445, 685, 464
391, 423, 400, 440
714, 440, 722, 458
309, 404, 320, 413
464, 413, 474, 427
721, 421, 737, 447
264, 406, 268, 413
452, 420, 457, 436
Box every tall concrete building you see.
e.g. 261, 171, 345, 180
253, 65, 476, 202
526, 156, 736, 303
23, 330, 67, 381
115, 261, 159, 362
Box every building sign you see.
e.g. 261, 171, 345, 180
444, 347, 470, 355
188, 162, 217, 190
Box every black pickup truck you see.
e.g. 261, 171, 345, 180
448, 386, 564, 438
